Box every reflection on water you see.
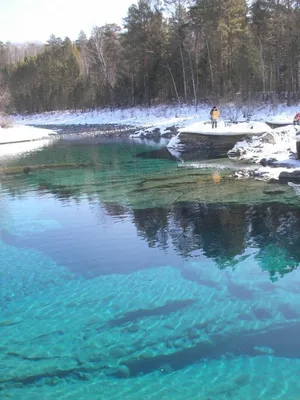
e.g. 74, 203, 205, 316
1, 199, 300, 280
1, 139, 300, 399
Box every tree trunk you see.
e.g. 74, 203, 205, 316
162, 63, 180, 104
187, 50, 197, 105
179, 44, 187, 102
206, 36, 215, 94
258, 38, 266, 95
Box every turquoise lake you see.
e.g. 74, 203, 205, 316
1, 137, 300, 399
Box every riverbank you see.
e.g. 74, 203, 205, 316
28, 123, 141, 138
4, 103, 300, 185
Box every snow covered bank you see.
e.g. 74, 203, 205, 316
0, 125, 57, 159
0, 139, 54, 159
12, 103, 300, 183
227, 125, 300, 181
129, 125, 176, 138
166, 121, 272, 161
228, 126, 298, 163
179, 121, 272, 135
0, 125, 56, 144
15, 105, 211, 127
265, 115, 294, 126
166, 116, 300, 183
15, 102, 300, 130
13, 103, 300, 144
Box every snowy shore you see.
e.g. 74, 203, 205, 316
0, 125, 57, 159
4, 103, 300, 182
0, 125, 56, 144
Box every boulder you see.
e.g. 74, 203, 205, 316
278, 170, 300, 183
296, 140, 300, 160
260, 132, 276, 145
260, 158, 277, 167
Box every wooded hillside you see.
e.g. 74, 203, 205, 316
1, 0, 300, 113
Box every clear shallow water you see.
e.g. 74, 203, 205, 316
1, 138, 300, 399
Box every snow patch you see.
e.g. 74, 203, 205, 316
0, 124, 56, 144
0, 139, 54, 159
179, 121, 272, 135
228, 125, 298, 164
0, 125, 56, 158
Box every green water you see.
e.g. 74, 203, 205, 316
1, 138, 300, 399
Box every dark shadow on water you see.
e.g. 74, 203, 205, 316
135, 147, 179, 160
135, 147, 228, 161
123, 321, 300, 377
109, 299, 195, 327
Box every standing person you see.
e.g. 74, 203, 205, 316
293, 112, 300, 126
210, 106, 220, 129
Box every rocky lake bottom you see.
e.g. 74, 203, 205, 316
1, 136, 300, 399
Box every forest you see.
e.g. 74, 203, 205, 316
0, 0, 299, 113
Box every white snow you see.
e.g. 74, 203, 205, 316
266, 113, 294, 125
0, 139, 54, 159
0, 124, 56, 144
15, 105, 208, 127
179, 120, 272, 135
229, 125, 298, 163
14, 102, 300, 129
0, 124, 56, 159
264, 103, 300, 125
227, 125, 300, 181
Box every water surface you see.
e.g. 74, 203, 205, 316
1, 138, 300, 399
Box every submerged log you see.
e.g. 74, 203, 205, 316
0, 162, 102, 175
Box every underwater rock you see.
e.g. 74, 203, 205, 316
234, 373, 251, 387
13, 382, 24, 388
277, 303, 299, 320
23, 167, 31, 174
73, 371, 91, 381
109, 347, 128, 358
123, 323, 140, 333
49, 376, 60, 386
263, 189, 286, 195
252, 307, 272, 320
113, 365, 131, 378
173, 339, 185, 348
253, 346, 275, 355
160, 363, 173, 374
187, 327, 199, 340
139, 350, 155, 359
